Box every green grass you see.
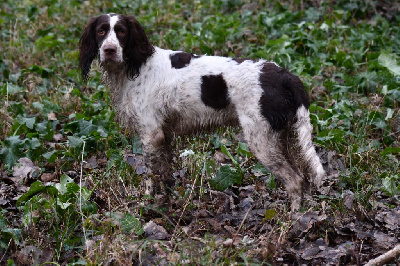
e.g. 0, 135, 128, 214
1, 0, 399, 264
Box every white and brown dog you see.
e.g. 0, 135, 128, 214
79, 13, 325, 211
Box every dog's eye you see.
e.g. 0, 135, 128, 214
97, 29, 106, 36
117, 29, 126, 37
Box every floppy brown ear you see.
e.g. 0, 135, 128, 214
123, 15, 155, 80
79, 16, 100, 81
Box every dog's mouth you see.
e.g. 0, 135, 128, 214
100, 58, 125, 73
101, 56, 121, 63
100, 54, 125, 72
101, 54, 123, 63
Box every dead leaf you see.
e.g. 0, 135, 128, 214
41, 172, 56, 182
13, 158, 34, 178
375, 210, 400, 231
143, 221, 170, 240
373, 231, 398, 251
239, 185, 255, 197
53, 133, 63, 142
47, 112, 57, 121
15, 245, 54, 265
291, 211, 327, 236
194, 209, 213, 218
223, 238, 234, 247
222, 237, 242, 247
342, 190, 355, 210
214, 151, 228, 163
12, 158, 40, 184
238, 197, 254, 211
302, 246, 321, 260
125, 154, 147, 174
83, 157, 99, 169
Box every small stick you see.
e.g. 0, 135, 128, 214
79, 140, 88, 250
365, 244, 400, 266
224, 205, 253, 258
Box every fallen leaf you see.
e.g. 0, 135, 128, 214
13, 158, 34, 178
373, 231, 398, 251
291, 211, 327, 236
12, 158, 40, 184
125, 154, 147, 174
214, 150, 228, 163
375, 210, 400, 231
47, 112, 57, 121
143, 221, 170, 240
53, 133, 63, 142
41, 172, 56, 182
238, 197, 254, 211
83, 157, 99, 169
223, 238, 234, 247
239, 185, 255, 197
342, 190, 355, 210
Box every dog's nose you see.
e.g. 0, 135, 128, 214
103, 45, 117, 55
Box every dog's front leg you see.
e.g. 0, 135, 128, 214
140, 127, 174, 194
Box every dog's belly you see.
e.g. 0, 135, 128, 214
166, 104, 239, 136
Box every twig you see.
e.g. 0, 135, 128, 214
79, 140, 88, 250
0, 239, 12, 263
365, 244, 400, 266
172, 174, 198, 238
6, 82, 9, 107
224, 205, 253, 258
277, 207, 313, 246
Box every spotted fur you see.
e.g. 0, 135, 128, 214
79, 13, 325, 211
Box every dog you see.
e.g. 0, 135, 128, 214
79, 13, 325, 211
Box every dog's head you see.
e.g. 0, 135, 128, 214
79, 14, 155, 81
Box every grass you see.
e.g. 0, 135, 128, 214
0, 0, 399, 264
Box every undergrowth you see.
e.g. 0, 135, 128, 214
0, 0, 399, 264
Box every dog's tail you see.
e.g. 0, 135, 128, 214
293, 105, 325, 188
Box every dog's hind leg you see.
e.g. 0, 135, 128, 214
239, 116, 306, 212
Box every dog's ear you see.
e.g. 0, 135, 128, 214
79, 16, 99, 81
124, 15, 155, 80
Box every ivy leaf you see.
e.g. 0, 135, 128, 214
265, 175, 276, 190
17, 181, 58, 206
385, 108, 394, 121
35, 121, 54, 141
0, 212, 21, 246
14, 116, 36, 130
79, 200, 98, 215
68, 136, 84, 148
221, 145, 239, 168
23, 138, 42, 160
24, 138, 41, 149
32, 99, 60, 116
120, 213, 144, 235
55, 174, 75, 195
203, 158, 218, 176
78, 119, 97, 136
43, 150, 58, 163
378, 52, 400, 76
5, 83, 23, 95
382, 176, 400, 196
209, 165, 242, 191
253, 163, 270, 175
0, 136, 24, 168
380, 147, 400, 156
237, 142, 253, 158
